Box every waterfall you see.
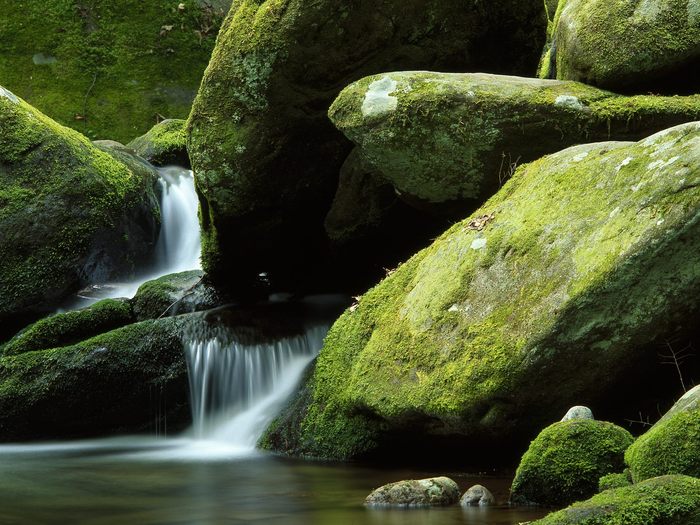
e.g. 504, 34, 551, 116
183, 325, 327, 449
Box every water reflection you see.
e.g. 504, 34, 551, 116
0, 441, 548, 524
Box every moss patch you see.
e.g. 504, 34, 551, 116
598, 472, 632, 492
510, 420, 633, 506
533, 475, 700, 525
0, 0, 228, 142
127, 119, 189, 167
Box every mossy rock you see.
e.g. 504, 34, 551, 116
598, 472, 632, 492
132, 270, 219, 321
187, 0, 547, 291
0, 0, 230, 142
0, 88, 160, 338
127, 119, 189, 167
544, 0, 700, 93
510, 420, 634, 506
262, 122, 700, 460
533, 475, 700, 525
626, 386, 700, 482
0, 317, 191, 441
1, 299, 134, 357
329, 72, 700, 212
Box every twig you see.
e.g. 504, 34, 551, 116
659, 340, 695, 393
82, 72, 98, 127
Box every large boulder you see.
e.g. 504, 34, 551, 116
510, 420, 634, 506
187, 0, 547, 291
262, 122, 700, 461
0, 88, 160, 338
532, 475, 700, 525
0, 0, 230, 142
625, 385, 700, 482
329, 72, 700, 215
0, 317, 190, 441
543, 0, 700, 93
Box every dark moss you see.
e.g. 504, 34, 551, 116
0, 317, 190, 441
0, 1, 229, 142
131, 270, 218, 321
533, 475, 700, 525
510, 420, 634, 506
2, 299, 134, 357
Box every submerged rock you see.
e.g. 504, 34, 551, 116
329, 72, 700, 214
533, 475, 700, 525
187, 0, 546, 291
127, 119, 189, 168
0, 88, 160, 339
263, 122, 700, 461
510, 420, 633, 506
625, 385, 700, 482
0, 1, 230, 142
543, 0, 700, 93
460, 484, 495, 507
365, 477, 459, 507
0, 317, 191, 441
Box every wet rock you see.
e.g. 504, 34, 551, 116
365, 477, 460, 507
460, 484, 495, 507
132, 270, 220, 321
562, 406, 594, 422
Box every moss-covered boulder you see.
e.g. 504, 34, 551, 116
1, 299, 134, 357
127, 119, 189, 167
0, 1, 229, 142
365, 477, 460, 507
262, 122, 700, 461
0, 317, 190, 441
187, 0, 547, 290
329, 72, 700, 213
543, 0, 700, 93
626, 385, 700, 482
533, 475, 700, 525
0, 88, 160, 338
132, 270, 219, 321
510, 420, 634, 506
598, 472, 632, 492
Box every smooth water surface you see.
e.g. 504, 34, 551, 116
0, 441, 548, 525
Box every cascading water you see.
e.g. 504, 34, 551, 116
184, 325, 328, 450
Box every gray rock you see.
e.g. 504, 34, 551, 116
460, 484, 495, 507
365, 477, 460, 507
562, 406, 595, 422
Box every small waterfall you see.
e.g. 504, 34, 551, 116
184, 325, 327, 450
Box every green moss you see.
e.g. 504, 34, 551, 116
2, 299, 134, 356
0, 90, 159, 326
510, 420, 634, 506
533, 475, 700, 525
548, 0, 700, 91
0, 317, 189, 440
626, 410, 700, 482
264, 122, 700, 460
131, 270, 206, 320
0, 1, 228, 142
329, 72, 700, 207
598, 471, 632, 492
126, 119, 189, 166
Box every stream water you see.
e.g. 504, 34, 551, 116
7, 164, 550, 524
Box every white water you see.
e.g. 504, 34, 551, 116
183, 325, 327, 455
71, 166, 201, 305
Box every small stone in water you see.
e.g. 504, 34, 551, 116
460, 484, 496, 506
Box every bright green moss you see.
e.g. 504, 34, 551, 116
0, 90, 159, 327
626, 410, 700, 482
533, 475, 700, 525
2, 299, 134, 356
510, 420, 634, 506
0, 1, 228, 142
126, 119, 189, 166
598, 472, 632, 492
548, 0, 700, 92
264, 122, 700, 460
329, 72, 700, 207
